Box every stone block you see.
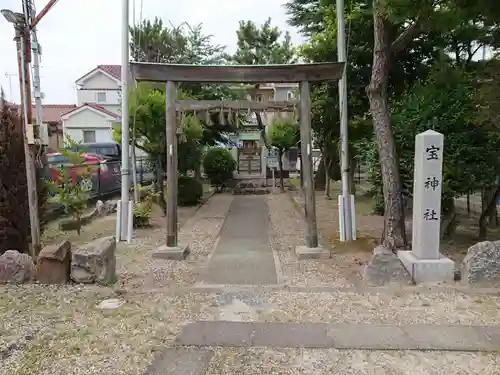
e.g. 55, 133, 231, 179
59, 209, 98, 231
71, 236, 116, 285
295, 245, 330, 260
153, 244, 190, 261
461, 240, 500, 285
0, 250, 34, 284
397, 250, 454, 283
364, 246, 412, 286
36, 240, 71, 284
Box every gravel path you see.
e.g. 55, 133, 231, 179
3, 286, 499, 375
205, 347, 500, 374
267, 193, 360, 287
116, 194, 233, 290
4, 192, 500, 374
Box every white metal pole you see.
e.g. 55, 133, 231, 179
336, 0, 353, 241
120, 0, 130, 241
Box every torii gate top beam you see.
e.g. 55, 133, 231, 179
130, 62, 345, 83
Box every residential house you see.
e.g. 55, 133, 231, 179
61, 65, 122, 144
35, 104, 77, 151
229, 83, 299, 179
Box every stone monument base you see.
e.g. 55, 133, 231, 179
295, 245, 330, 260
397, 250, 454, 283
153, 244, 190, 261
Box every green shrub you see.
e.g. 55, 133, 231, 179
0, 96, 47, 254
178, 176, 203, 206
202, 148, 236, 191
133, 198, 153, 228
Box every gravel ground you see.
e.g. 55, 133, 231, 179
0, 287, 215, 375
206, 289, 500, 325
4, 192, 500, 374
267, 193, 360, 287
2, 287, 500, 374
116, 194, 233, 290
0, 194, 234, 375
205, 347, 500, 374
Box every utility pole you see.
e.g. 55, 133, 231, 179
15, 17, 41, 256
336, 0, 355, 241
119, 0, 131, 241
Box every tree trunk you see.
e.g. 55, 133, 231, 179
479, 187, 499, 239
278, 149, 285, 192
366, 8, 407, 251
325, 156, 331, 199
314, 157, 326, 191
349, 157, 357, 196
156, 153, 166, 215
440, 197, 457, 239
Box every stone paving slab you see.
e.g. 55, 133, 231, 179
177, 321, 500, 351
143, 347, 213, 375
202, 196, 277, 285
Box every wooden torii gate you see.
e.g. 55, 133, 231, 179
130, 62, 345, 258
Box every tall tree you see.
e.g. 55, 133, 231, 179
287, 0, 500, 250
366, 0, 500, 250
130, 18, 227, 65
232, 18, 297, 148
128, 19, 238, 204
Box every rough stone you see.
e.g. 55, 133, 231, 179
59, 209, 99, 231
364, 246, 413, 286
71, 236, 116, 285
0, 250, 34, 283
96, 200, 118, 216
36, 240, 71, 284
461, 240, 500, 285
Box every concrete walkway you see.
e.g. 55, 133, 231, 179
201, 195, 277, 285
178, 321, 500, 351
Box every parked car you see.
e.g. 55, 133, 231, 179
69, 142, 121, 161
47, 152, 121, 195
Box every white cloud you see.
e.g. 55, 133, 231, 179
0, 0, 305, 104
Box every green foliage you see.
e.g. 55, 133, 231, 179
178, 176, 203, 206
358, 64, 500, 212
133, 200, 153, 228
202, 148, 236, 190
126, 19, 242, 183
233, 18, 297, 64
133, 184, 157, 228
49, 137, 92, 235
0, 95, 47, 254
130, 18, 228, 65
269, 117, 299, 152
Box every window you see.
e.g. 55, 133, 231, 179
287, 91, 295, 100
255, 94, 263, 102
96, 92, 106, 103
83, 130, 96, 143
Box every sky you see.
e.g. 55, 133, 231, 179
0, 0, 305, 104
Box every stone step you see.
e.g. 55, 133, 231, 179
177, 321, 500, 351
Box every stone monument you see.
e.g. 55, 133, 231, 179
397, 130, 455, 282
